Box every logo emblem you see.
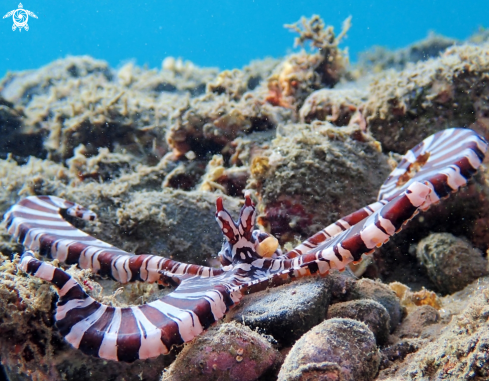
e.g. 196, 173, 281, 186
3, 3, 37, 31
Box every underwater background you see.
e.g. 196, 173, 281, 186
3, 1, 489, 380
1, 0, 489, 75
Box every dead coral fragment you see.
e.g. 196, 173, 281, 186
266, 15, 351, 110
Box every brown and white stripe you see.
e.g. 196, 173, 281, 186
4, 196, 220, 285
5, 128, 487, 362
379, 128, 487, 207
20, 251, 240, 362
285, 128, 487, 259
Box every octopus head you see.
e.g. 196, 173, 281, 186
215, 194, 280, 266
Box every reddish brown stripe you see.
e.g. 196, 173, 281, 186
164, 295, 215, 329
428, 173, 451, 197
26, 258, 42, 275
116, 308, 141, 362
51, 268, 72, 289
380, 194, 417, 230
307, 232, 328, 245
57, 300, 101, 337
78, 307, 116, 357
57, 284, 89, 306
139, 304, 183, 349
19, 199, 58, 214
454, 156, 477, 179
128, 255, 152, 281
9, 211, 62, 222
65, 242, 92, 264
342, 209, 370, 226
340, 234, 368, 262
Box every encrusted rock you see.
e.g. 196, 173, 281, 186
365, 44, 489, 154
300, 88, 367, 126
226, 277, 331, 346
256, 123, 390, 243
416, 232, 489, 294
162, 322, 282, 381
278, 318, 380, 381
327, 299, 391, 345
347, 278, 402, 332
395, 305, 440, 339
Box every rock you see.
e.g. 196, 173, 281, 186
256, 123, 390, 243
378, 287, 489, 380
395, 305, 440, 339
347, 278, 402, 332
327, 299, 390, 345
161, 322, 282, 381
299, 88, 367, 126
226, 277, 331, 346
365, 44, 489, 154
278, 318, 380, 381
416, 233, 489, 294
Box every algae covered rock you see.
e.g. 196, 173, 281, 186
256, 123, 390, 243
346, 278, 402, 332
394, 305, 440, 339
300, 88, 367, 126
162, 322, 282, 381
416, 232, 489, 294
365, 44, 489, 154
327, 299, 391, 345
226, 276, 331, 346
278, 318, 380, 381
379, 283, 489, 380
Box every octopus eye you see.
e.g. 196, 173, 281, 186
256, 235, 279, 258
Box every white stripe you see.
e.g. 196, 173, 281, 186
149, 299, 203, 342
58, 278, 78, 297
34, 262, 56, 281
26, 197, 60, 211
131, 307, 168, 359
98, 308, 122, 361
56, 297, 94, 321
65, 305, 107, 349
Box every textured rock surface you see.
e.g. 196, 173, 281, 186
416, 232, 489, 294
379, 284, 489, 380
256, 123, 390, 243
394, 305, 440, 339
227, 277, 331, 347
327, 299, 391, 345
161, 322, 282, 381
278, 318, 380, 381
347, 278, 403, 332
365, 44, 489, 154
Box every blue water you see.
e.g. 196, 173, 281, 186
0, 0, 488, 77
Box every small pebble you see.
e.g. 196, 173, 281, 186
347, 278, 402, 331
416, 233, 489, 294
395, 305, 440, 338
162, 322, 281, 381
278, 318, 380, 381
227, 277, 331, 346
327, 299, 391, 345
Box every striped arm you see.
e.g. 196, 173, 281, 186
284, 199, 389, 259
20, 251, 240, 362
4, 196, 220, 284
379, 128, 488, 207
243, 181, 431, 288
284, 128, 487, 259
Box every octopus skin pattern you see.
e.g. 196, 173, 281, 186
3, 128, 487, 362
